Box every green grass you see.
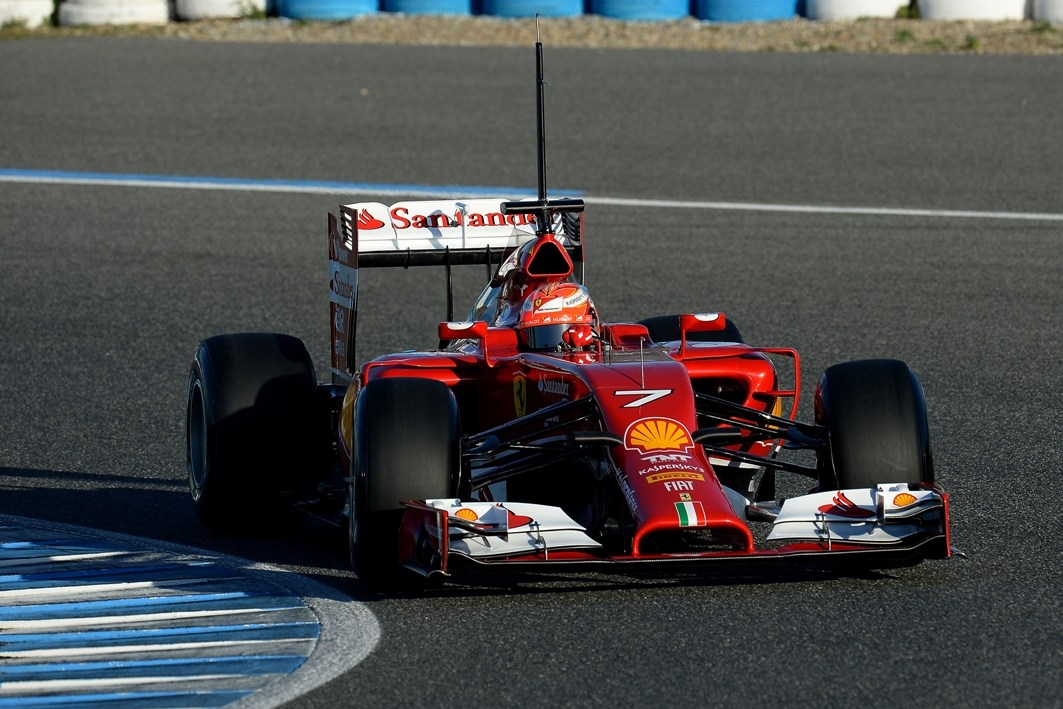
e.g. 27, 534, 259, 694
239, 1, 269, 19
896, 3, 919, 19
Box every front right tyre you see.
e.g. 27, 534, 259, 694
349, 377, 459, 590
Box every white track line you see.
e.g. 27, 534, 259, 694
584, 195, 1063, 222
2, 170, 1060, 222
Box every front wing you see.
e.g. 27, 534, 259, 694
397, 485, 952, 579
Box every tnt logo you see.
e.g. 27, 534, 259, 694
644, 453, 694, 464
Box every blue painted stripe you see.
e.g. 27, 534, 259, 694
1, 572, 249, 594
0, 168, 581, 198
0, 690, 250, 708
0, 561, 219, 585
0, 540, 78, 550
0, 592, 312, 620
0, 654, 308, 679
0, 539, 122, 553
1, 621, 320, 648
2, 654, 308, 674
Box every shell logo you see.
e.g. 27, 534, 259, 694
625, 418, 693, 454
454, 508, 479, 521
893, 492, 918, 507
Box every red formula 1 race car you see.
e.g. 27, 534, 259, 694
185, 40, 952, 590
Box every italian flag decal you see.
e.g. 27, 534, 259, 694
675, 501, 708, 527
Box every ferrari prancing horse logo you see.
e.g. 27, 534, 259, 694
513, 373, 528, 418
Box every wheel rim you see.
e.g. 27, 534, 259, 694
187, 380, 208, 498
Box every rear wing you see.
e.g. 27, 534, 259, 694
328, 198, 584, 385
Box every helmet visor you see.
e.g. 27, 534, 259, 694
518, 324, 571, 351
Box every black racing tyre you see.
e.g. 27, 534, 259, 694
186, 333, 319, 532
639, 314, 745, 345
815, 359, 934, 491
349, 377, 459, 589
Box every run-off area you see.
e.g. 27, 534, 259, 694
0, 518, 320, 709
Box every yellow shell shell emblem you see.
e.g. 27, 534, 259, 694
625, 418, 692, 453
454, 508, 479, 521
893, 492, 918, 507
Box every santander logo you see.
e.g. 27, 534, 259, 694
357, 210, 386, 230
817, 491, 875, 519
356, 205, 538, 232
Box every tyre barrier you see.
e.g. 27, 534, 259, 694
58, 0, 169, 24
479, 0, 582, 16
34, 0, 1050, 29
916, 0, 1027, 20
175, 0, 267, 19
276, 0, 375, 18
382, 0, 471, 13
0, 0, 53, 26
804, 0, 903, 20
1033, 0, 1063, 20
589, 0, 689, 20
695, 0, 798, 22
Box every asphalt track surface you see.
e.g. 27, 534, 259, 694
1, 38, 1061, 707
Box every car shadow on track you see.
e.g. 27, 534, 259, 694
359, 566, 905, 601
0, 465, 353, 573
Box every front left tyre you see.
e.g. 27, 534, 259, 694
815, 358, 934, 491
186, 333, 319, 532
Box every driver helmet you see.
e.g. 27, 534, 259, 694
516, 282, 597, 351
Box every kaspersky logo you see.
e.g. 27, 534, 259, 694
624, 418, 693, 454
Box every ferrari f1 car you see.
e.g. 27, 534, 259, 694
185, 38, 952, 589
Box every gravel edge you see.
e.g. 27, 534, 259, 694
2, 15, 1062, 54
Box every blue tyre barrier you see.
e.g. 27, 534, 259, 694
480, 0, 582, 16
383, 0, 472, 12
276, 0, 377, 18
695, 0, 796, 21
589, 0, 689, 19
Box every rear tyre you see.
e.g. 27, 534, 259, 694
186, 333, 319, 532
815, 359, 934, 490
349, 377, 459, 590
639, 314, 745, 345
